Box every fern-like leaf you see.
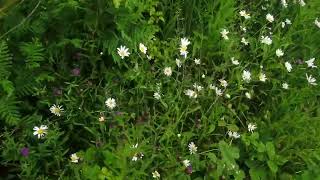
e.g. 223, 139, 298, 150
0, 40, 12, 80
0, 96, 20, 126
20, 39, 45, 69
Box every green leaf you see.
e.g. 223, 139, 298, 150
218, 141, 239, 166
266, 142, 275, 159
267, 160, 278, 174
0, 80, 14, 95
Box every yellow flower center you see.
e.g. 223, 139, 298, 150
37, 129, 44, 134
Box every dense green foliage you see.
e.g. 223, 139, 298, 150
0, 0, 320, 179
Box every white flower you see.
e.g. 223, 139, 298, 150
105, 98, 116, 109
282, 83, 289, 89
193, 83, 203, 91
132, 153, 144, 161
281, 0, 288, 8
225, 93, 231, 99
245, 92, 252, 99
177, 133, 181, 138
132, 155, 138, 161
131, 143, 138, 149
242, 70, 251, 82
153, 92, 161, 100
117, 45, 130, 59
299, 0, 306, 6
164, 67, 172, 76
241, 37, 249, 45
152, 171, 160, 179
219, 79, 228, 88
240, 26, 247, 32
306, 73, 317, 85
305, 58, 317, 68
276, 49, 284, 57
231, 57, 240, 65
176, 58, 182, 68
188, 142, 197, 154
281, 22, 286, 28
183, 159, 191, 167
139, 43, 147, 54
260, 36, 272, 45
285, 19, 292, 25
259, 73, 267, 82
220, 29, 229, 40
70, 153, 79, 163
194, 58, 201, 65
266, 14, 274, 23
201, 74, 206, 78
185, 89, 198, 99
315, 18, 320, 28
239, 10, 251, 19
227, 131, 240, 139
33, 125, 48, 139
181, 37, 191, 47
215, 87, 223, 96
284, 62, 292, 72
180, 38, 190, 58
209, 84, 215, 90
99, 116, 105, 122
49, 104, 64, 116
248, 123, 257, 133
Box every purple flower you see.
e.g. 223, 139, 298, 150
185, 165, 193, 175
71, 68, 81, 76
20, 147, 29, 157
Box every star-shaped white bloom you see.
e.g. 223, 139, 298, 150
231, 57, 240, 65
49, 104, 64, 116
276, 49, 284, 57
220, 29, 229, 40
281, 0, 288, 8
181, 37, 191, 47
305, 58, 317, 68
105, 98, 116, 109
117, 45, 130, 59
70, 153, 79, 163
285, 19, 292, 25
139, 43, 147, 54
285, 62, 292, 72
261, 36, 272, 45
299, 0, 306, 6
306, 73, 317, 85
239, 10, 251, 19
183, 159, 191, 167
153, 92, 161, 100
266, 13, 274, 23
185, 89, 197, 99
152, 171, 160, 179
176, 58, 182, 68
188, 142, 197, 154
227, 131, 240, 139
241, 37, 249, 45
194, 58, 201, 65
242, 70, 251, 82
259, 73, 267, 82
193, 83, 203, 91
219, 79, 228, 88
164, 67, 172, 76
33, 125, 48, 139
282, 83, 289, 89
248, 123, 257, 133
